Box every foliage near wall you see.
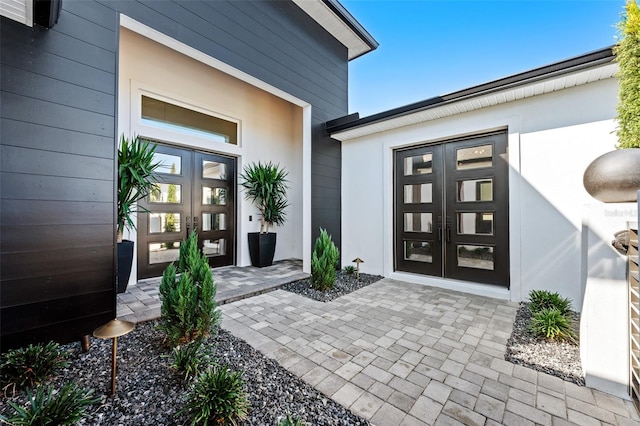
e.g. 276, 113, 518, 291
614, 0, 640, 148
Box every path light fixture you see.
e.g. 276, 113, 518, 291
352, 257, 364, 281
93, 319, 135, 396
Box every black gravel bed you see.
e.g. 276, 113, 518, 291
505, 302, 584, 386
1, 321, 370, 426
281, 271, 383, 302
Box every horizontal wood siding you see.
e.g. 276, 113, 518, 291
1, 0, 349, 348
0, 2, 118, 349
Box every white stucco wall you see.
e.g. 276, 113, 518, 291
118, 28, 304, 281
341, 75, 632, 397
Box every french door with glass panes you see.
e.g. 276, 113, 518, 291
395, 132, 509, 287
137, 143, 235, 279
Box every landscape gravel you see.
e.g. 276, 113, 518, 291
281, 271, 383, 302
505, 302, 584, 386
1, 321, 370, 426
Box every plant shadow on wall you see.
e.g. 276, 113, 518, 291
505, 290, 584, 386
240, 161, 289, 268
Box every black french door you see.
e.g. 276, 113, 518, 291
395, 132, 509, 287
137, 143, 236, 279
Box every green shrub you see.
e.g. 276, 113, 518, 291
1, 342, 70, 391
182, 365, 250, 426
311, 228, 340, 291
278, 413, 307, 426
171, 341, 205, 380
343, 265, 356, 275
0, 382, 99, 425
528, 290, 572, 315
529, 308, 577, 343
159, 231, 221, 347
614, 0, 640, 148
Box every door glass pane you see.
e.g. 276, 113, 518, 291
149, 184, 182, 203
404, 153, 433, 175
203, 161, 227, 180
404, 183, 432, 203
404, 240, 433, 263
203, 239, 226, 256
404, 213, 433, 233
203, 187, 227, 205
153, 153, 181, 175
457, 212, 493, 235
149, 242, 181, 264
457, 179, 492, 202
149, 213, 181, 233
457, 245, 494, 270
456, 144, 493, 170
203, 213, 226, 231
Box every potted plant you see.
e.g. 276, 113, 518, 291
240, 161, 289, 267
584, 0, 640, 202
117, 136, 161, 293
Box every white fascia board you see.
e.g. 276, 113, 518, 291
332, 63, 618, 141
1, 0, 33, 27
292, 0, 370, 60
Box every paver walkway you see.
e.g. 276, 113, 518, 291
116, 259, 307, 323
220, 279, 639, 426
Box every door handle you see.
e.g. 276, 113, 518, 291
437, 216, 442, 242
446, 217, 452, 243
186, 216, 191, 235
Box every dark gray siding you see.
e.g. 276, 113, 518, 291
1, 0, 347, 347
1, 4, 118, 348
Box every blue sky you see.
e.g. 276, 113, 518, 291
342, 0, 625, 116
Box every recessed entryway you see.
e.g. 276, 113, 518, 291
394, 131, 509, 286
137, 142, 236, 279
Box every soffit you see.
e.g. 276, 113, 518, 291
292, 0, 377, 60
331, 63, 618, 141
0, 0, 33, 26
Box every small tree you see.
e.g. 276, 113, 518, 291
614, 0, 640, 148
311, 228, 340, 291
159, 231, 220, 346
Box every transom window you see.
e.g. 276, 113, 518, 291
141, 95, 238, 145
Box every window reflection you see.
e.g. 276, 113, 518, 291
203, 187, 227, 205
203, 213, 226, 231
149, 242, 181, 264
203, 239, 226, 256
149, 213, 181, 233
404, 213, 433, 233
404, 183, 433, 204
404, 240, 432, 263
203, 161, 227, 180
149, 183, 182, 203
457, 179, 492, 202
404, 153, 433, 175
457, 212, 493, 235
457, 245, 494, 270
456, 144, 493, 170
152, 153, 181, 175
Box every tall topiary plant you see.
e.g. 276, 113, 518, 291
614, 0, 640, 148
311, 228, 340, 291
159, 231, 220, 347
240, 161, 289, 234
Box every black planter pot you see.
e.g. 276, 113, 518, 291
117, 240, 134, 294
247, 232, 277, 267
583, 148, 640, 203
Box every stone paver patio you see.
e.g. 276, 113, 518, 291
116, 265, 638, 425
220, 278, 639, 426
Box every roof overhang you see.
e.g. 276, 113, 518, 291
293, 0, 378, 60
329, 47, 617, 141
